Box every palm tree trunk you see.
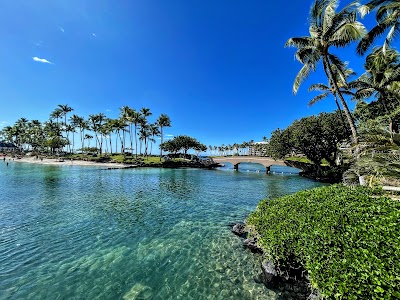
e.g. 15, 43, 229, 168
135, 125, 138, 159
333, 95, 350, 136
324, 57, 358, 144
81, 129, 85, 153
109, 134, 113, 155
115, 134, 118, 154
130, 124, 133, 155
159, 127, 163, 161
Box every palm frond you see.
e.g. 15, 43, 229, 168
295, 47, 317, 64
308, 83, 330, 92
355, 88, 376, 100
357, 22, 389, 55
310, 0, 330, 27
293, 63, 313, 95
323, 0, 340, 33
332, 21, 367, 47
285, 37, 314, 48
386, 23, 400, 43
308, 92, 329, 106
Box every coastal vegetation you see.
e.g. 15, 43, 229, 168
247, 185, 400, 299
0, 105, 173, 160
240, 0, 400, 298
160, 135, 207, 157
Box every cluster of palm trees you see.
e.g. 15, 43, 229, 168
208, 140, 256, 156
287, 0, 400, 147
1, 104, 172, 157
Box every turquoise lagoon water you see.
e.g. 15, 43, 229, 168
0, 161, 325, 299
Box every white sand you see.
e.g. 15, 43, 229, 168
8, 156, 132, 169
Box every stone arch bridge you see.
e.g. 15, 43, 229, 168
212, 156, 289, 173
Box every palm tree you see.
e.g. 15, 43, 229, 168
357, 0, 400, 55
50, 108, 63, 127
113, 119, 126, 155
104, 118, 116, 155
89, 113, 105, 155
119, 106, 131, 155
139, 124, 151, 158
84, 134, 93, 151
308, 64, 356, 131
131, 110, 142, 158
286, 0, 367, 144
156, 114, 171, 160
58, 104, 73, 152
149, 123, 160, 156
65, 124, 75, 153
74, 116, 88, 153
350, 46, 400, 138
69, 114, 82, 153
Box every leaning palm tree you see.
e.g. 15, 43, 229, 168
286, 0, 367, 144
156, 114, 171, 160
357, 0, 400, 55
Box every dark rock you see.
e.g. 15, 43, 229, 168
243, 237, 262, 253
231, 223, 247, 237
253, 274, 264, 284
261, 260, 277, 283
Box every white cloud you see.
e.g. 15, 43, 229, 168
32, 57, 53, 64
59, 27, 65, 33
105, 109, 112, 112
165, 134, 174, 137
92, 33, 96, 37
1, 121, 8, 124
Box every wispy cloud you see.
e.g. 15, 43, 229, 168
0, 121, 8, 127
92, 33, 96, 37
32, 57, 53, 64
105, 109, 112, 112
59, 27, 65, 33
35, 41, 43, 47
165, 134, 174, 137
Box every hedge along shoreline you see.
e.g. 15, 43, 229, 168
246, 185, 400, 299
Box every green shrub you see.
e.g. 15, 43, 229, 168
247, 185, 400, 299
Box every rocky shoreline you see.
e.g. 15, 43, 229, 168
231, 223, 319, 300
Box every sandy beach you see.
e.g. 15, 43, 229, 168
5, 156, 132, 169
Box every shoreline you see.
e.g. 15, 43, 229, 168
7, 156, 132, 169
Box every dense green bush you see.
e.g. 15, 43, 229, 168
247, 185, 400, 299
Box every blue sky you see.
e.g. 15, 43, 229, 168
0, 0, 383, 150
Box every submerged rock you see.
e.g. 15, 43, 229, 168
123, 283, 153, 300
243, 237, 263, 253
260, 258, 311, 299
231, 223, 247, 237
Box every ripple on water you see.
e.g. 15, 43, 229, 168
0, 163, 325, 299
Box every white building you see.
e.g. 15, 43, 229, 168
248, 141, 269, 156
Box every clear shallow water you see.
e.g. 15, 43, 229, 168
0, 161, 325, 300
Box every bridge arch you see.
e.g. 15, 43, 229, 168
212, 156, 288, 174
